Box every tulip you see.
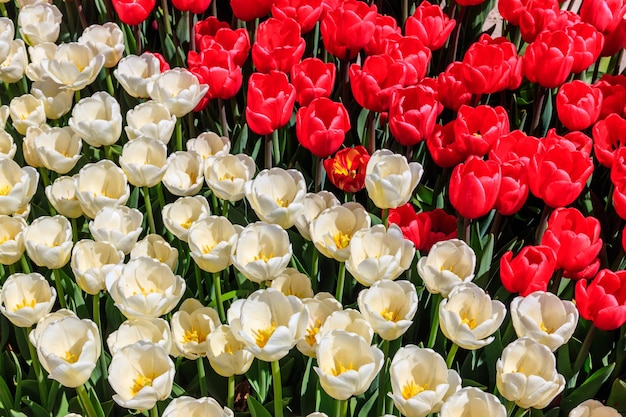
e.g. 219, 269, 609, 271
346, 224, 415, 286
453, 105, 510, 159
230, 0, 274, 21
124, 101, 176, 144
0, 215, 26, 265
32, 126, 82, 175
130, 234, 179, 272
9, 94, 46, 135
25, 42, 57, 83
405, 1, 456, 51
171, 298, 221, 360
314, 330, 383, 400
204, 153, 256, 202
496, 338, 565, 408
228, 288, 307, 362
439, 387, 505, 417
68, 91, 122, 148
436, 62, 472, 112
296, 98, 350, 158
566, 23, 604, 74
0, 39, 28, 84
231, 222, 292, 284
317, 309, 374, 345
365, 149, 423, 209
522, 30, 574, 89
23, 215, 73, 270
18, 3, 62, 46
188, 216, 240, 273
188, 48, 242, 103
270, 268, 314, 299
417, 239, 476, 297
389, 345, 461, 417
449, 156, 501, 219
106, 257, 186, 319
357, 279, 417, 340
89, 206, 143, 255
39, 42, 105, 91
106, 318, 173, 356
272, 0, 325, 34
114, 53, 163, 98
593, 113, 626, 168
323, 146, 370, 193
78, 22, 125, 68
0, 157, 38, 216
499, 245, 557, 296
194, 17, 250, 66
162, 396, 234, 417
510, 291, 578, 351
575, 269, 626, 330
494, 160, 529, 216
296, 293, 343, 357
569, 399, 622, 417
36, 315, 101, 388
439, 282, 506, 350
252, 17, 306, 74
162, 151, 205, 196
206, 324, 254, 377
0, 272, 56, 327
108, 341, 175, 411
118, 137, 168, 188
148, 68, 208, 117
28, 309, 78, 346
245, 71, 296, 135
244, 167, 306, 229
0, 18, 13, 64
388, 205, 458, 252
294, 191, 340, 241
71, 240, 124, 295
580, 0, 626, 34
186, 131, 231, 161
349, 54, 407, 113
0, 129, 16, 159
290, 58, 336, 107
111, 0, 156, 26
31, 80, 73, 120
556, 80, 603, 131
45, 175, 83, 219
171, 0, 212, 14
162, 195, 211, 242
389, 84, 442, 146
320, 0, 377, 60
365, 15, 401, 56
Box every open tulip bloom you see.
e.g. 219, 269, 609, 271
4, 1, 626, 417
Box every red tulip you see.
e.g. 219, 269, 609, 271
449, 156, 501, 219
386, 36, 431, 85
426, 121, 465, 168
171, 0, 211, 14
404, 1, 455, 51
612, 177, 626, 220
544, 128, 593, 158
437, 61, 472, 112
389, 84, 443, 146
252, 18, 306, 74
365, 14, 401, 56
600, 19, 626, 56
580, 0, 626, 34
323, 146, 370, 193
320, 0, 377, 60
272, 0, 325, 34
500, 245, 557, 296
195, 17, 250, 67
188, 49, 243, 102
541, 207, 603, 279
296, 98, 350, 158
575, 269, 626, 331
556, 80, 603, 131
566, 23, 605, 73
454, 104, 510, 159
388, 204, 457, 252
245, 71, 296, 135
460, 41, 506, 95
111, 0, 155, 26
489, 130, 540, 167
290, 58, 336, 107
594, 74, 626, 119
522, 30, 574, 89
349, 54, 407, 113
593, 113, 626, 168
476, 34, 522, 91
231, 0, 274, 21
517, 0, 561, 42
494, 160, 529, 216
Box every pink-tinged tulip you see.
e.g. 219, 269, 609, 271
245, 71, 296, 135
252, 17, 306, 74
449, 156, 501, 219
296, 98, 350, 158
500, 245, 556, 296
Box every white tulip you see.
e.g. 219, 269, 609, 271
365, 149, 423, 209
18, 3, 62, 46
75, 160, 130, 219
68, 91, 122, 147
171, 298, 221, 360
106, 317, 173, 356
206, 324, 255, 377
162, 151, 205, 196
0, 272, 56, 327
113, 53, 163, 98
162, 195, 211, 242
188, 216, 240, 273
417, 238, 476, 297
204, 153, 256, 202
124, 101, 176, 144
39, 42, 104, 91
71, 239, 124, 295
89, 206, 143, 255
294, 191, 340, 241
147, 68, 208, 117
23, 215, 73, 269
45, 175, 84, 219
78, 22, 124, 68
130, 234, 179, 272
439, 387, 505, 417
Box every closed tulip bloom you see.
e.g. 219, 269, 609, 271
0, 129, 16, 159
89, 206, 143, 255
314, 330, 383, 400
449, 156, 501, 220
230, 0, 274, 21
23, 215, 73, 270
0, 272, 56, 327
39, 42, 105, 91
388, 205, 458, 252
296, 293, 343, 357
365, 149, 423, 209
114, 53, 163, 98
522, 30, 574, 89
244, 167, 306, 229
119, 137, 168, 188
106, 257, 186, 319
228, 288, 307, 362
405, 1, 456, 51
346, 224, 415, 286
324, 146, 370, 193
25, 42, 57, 83
496, 338, 565, 408
439, 282, 506, 350
417, 239, 476, 297
294, 191, 340, 241
580, 0, 626, 34
188, 48, 242, 103
0, 39, 28, 84
0, 157, 38, 215
204, 153, 256, 202
317, 309, 374, 345
188, 216, 240, 273
272, 0, 325, 34
130, 234, 179, 272
296, 98, 350, 158
454, 105, 510, 159
566, 23, 604, 74
440, 387, 505, 417
206, 324, 254, 377
18, 3, 62, 46
162, 195, 211, 242
36, 315, 101, 388
494, 160, 529, 216
78, 22, 125, 68
291, 58, 336, 106
194, 17, 250, 66
389, 345, 461, 417
556, 80, 603, 131
349, 55, 407, 113
162, 151, 204, 196
252, 17, 306, 74
357, 279, 417, 340
124, 101, 176, 144
389, 84, 443, 146
510, 291, 578, 351
0, 18, 13, 64
108, 341, 175, 411
593, 113, 626, 168
231, 222, 292, 284
569, 399, 622, 417
111, 0, 156, 26
162, 396, 233, 417
32, 126, 82, 174
246, 71, 296, 135
171, 298, 221, 360
9, 94, 46, 135
575, 269, 626, 330
171, 0, 212, 14
69, 91, 122, 148
186, 131, 231, 161
499, 245, 557, 296
436, 62, 472, 112
45, 175, 84, 219
31, 80, 74, 120
0, 215, 26, 265
106, 318, 173, 356
148, 68, 208, 117
320, 0, 377, 60
71, 240, 124, 295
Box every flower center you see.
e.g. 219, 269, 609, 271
0, 184, 12, 196
218, 174, 236, 181
130, 373, 154, 396
381, 307, 400, 322
332, 230, 351, 249
275, 198, 289, 208
64, 351, 79, 364
254, 322, 277, 348
202, 243, 216, 254
180, 218, 194, 229
460, 311, 477, 329
331, 361, 355, 376
305, 320, 322, 346
401, 380, 428, 399
183, 326, 207, 344
539, 321, 554, 334
14, 298, 36, 311
254, 252, 274, 263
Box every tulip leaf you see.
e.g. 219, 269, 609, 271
0, 376, 14, 413
538, 87, 553, 137
175, 11, 190, 44
473, 233, 494, 289
247, 395, 273, 417
357, 389, 378, 417
21, 396, 50, 417
86, 385, 106, 417
560, 363, 615, 414
247, 360, 270, 403
607, 378, 626, 412
9, 412, 28, 417
356, 108, 370, 145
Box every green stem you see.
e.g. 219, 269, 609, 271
92, 293, 109, 396
574, 325, 597, 374
52, 269, 67, 309
175, 119, 183, 152
8, 262, 16, 275
197, 357, 208, 396
228, 375, 235, 410
194, 263, 205, 302
222, 199, 230, 219
310, 246, 319, 293
104, 145, 113, 161
143, 186, 156, 235
272, 360, 284, 417
213, 271, 226, 323
20, 255, 31, 273
24, 327, 48, 406
105, 68, 115, 97
76, 385, 98, 417
377, 340, 390, 417
427, 294, 442, 348
272, 129, 281, 166
149, 405, 159, 417
549, 269, 564, 296
335, 262, 346, 304
381, 208, 388, 227
218, 98, 229, 138
71, 217, 79, 243
265, 134, 273, 168
446, 342, 459, 368
335, 398, 348, 417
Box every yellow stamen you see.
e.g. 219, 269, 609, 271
224, 343, 235, 355
219, 174, 235, 181
440, 264, 455, 273
14, 298, 36, 311
253, 322, 277, 348
275, 198, 289, 208
539, 321, 554, 334
401, 380, 428, 399
254, 252, 274, 263
460, 312, 477, 329
64, 351, 79, 364
180, 218, 194, 229
182, 326, 206, 344
305, 320, 322, 346
332, 230, 351, 250
130, 374, 154, 396
331, 361, 355, 376
0, 234, 9, 244
0, 184, 12, 196
381, 307, 400, 322
202, 243, 216, 254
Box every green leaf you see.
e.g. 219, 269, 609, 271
22, 396, 51, 417
561, 363, 615, 414
246, 360, 270, 403
247, 395, 273, 417
607, 378, 626, 412
0, 376, 14, 412
357, 389, 378, 417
